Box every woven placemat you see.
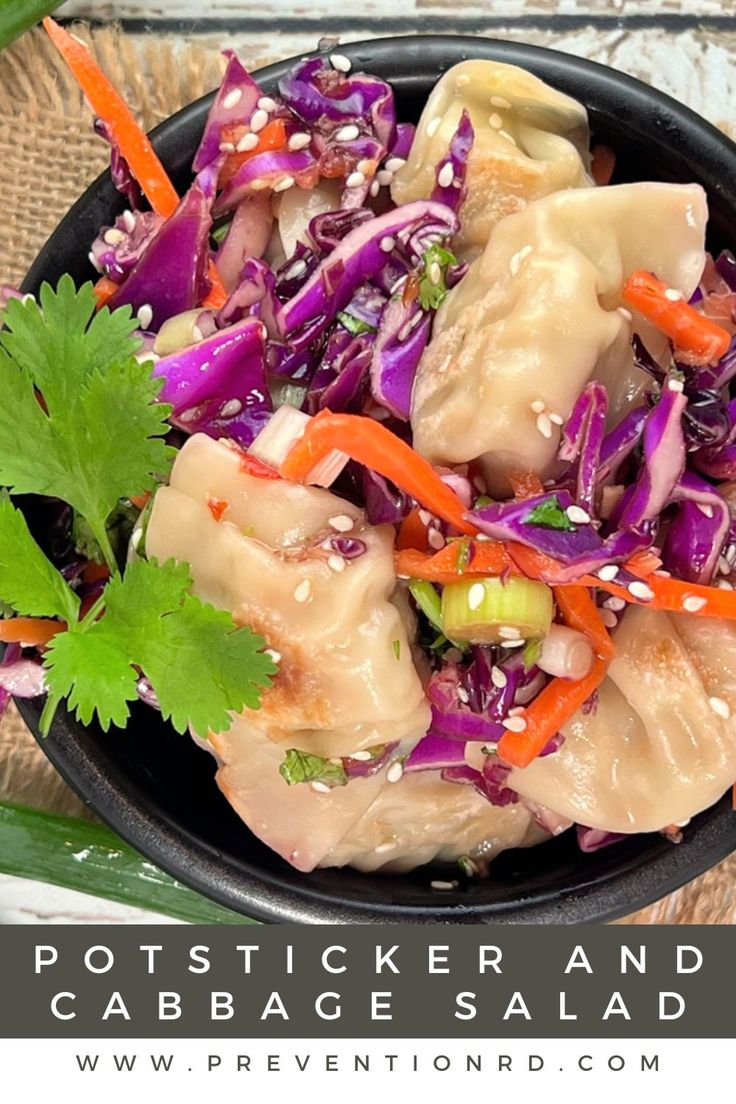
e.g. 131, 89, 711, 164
0, 24, 734, 924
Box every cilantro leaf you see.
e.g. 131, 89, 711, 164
0, 278, 175, 571
524, 495, 576, 532
279, 748, 348, 788
417, 244, 457, 311
0, 497, 79, 623
43, 558, 276, 736
337, 310, 376, 337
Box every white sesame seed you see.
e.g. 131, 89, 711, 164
236, 131, 260, 152
285, 258, 307, 280
311, 781, 331, 794
334, 123, 360, 142
628, 580, 654, 601
498, 129, 516, 145
457, 687, 470, 704
502, 715, 527, 732
683, 595, 707, 613
104, 227, 125, 245
257, 95, 278, 112
136, 304, 153, 330
346, 170, 365, 188
273, 175, 295, 192
468, 582, 485, 611
491, 95, 511, 109
653, 569, 672, 577
429, 261, 442, 285
598, 564, 619, 582
426, 118, 441, 138
536, 412, 553, 439
264, 648, 281, 663
191, 325, 204, 343
548, 412, 564, 426
380, 236, 396, 253
375, 840, 398, 854
386, 761, 404, 783
491, 666, 508, 689
600, 609, 618, 628
709, 696, 731, 719
489, 112, 503, 129
220, 398, 242, 418
530, 399, 546, 414
428, 528, 445, 550
219, 141, 236, 153
222, 87, 243, 110
566, 505, 591, 525
437, 162, 454, 189
370, 179, 381, 197
501, 639, 526, 648
351, 750, 373, 761
356, 160, 373, 176
668, 378, 685, 393
376, 169, 394, 186
718, 556, 731, 575
509, 245, 532, 276
718, 580, 734, 590
88, 250, 101, 271
498, 625, 522, 640
664, 287, 683, 301
385, 157, 406, 173
287, 132, 311, 151
250, 108, 269, 133
603, 596, 626, 612
293, 579, 312, 603
327, 554, 346, 573
330, 53, 352, 73
417, 509, 433, 527
120, 209, 135, 234
508, 706, 525, 717
618, 306, 633, 322
329, 514, 354, 532
431, 880, 458, 890
697, 503, 714, 518
728, 544, 736, 563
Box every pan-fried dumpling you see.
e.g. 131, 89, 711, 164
206, 715, 547, 872
411, 183, 707, 494
391, 59, 591, 260
509, 605, 736, 832
145, 433, 430, 757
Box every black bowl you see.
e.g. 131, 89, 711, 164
19, 34, 736, 923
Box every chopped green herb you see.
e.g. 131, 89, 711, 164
458, 854, 480, 879
279, 748, 348, 788
522, 638, 543, 670
72, 498, 140, 569
524, 495, 576, 532
409, 578, 444, 635
455, 538, 471, 573
337, 310, 376, 337
417, 244, 457, 311
211, 220, 232, 245
474, 494, 493, 508
392, 638, 401, 660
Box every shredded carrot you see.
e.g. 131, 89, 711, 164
281, 411, 477, 534
45, 18, 228, 310
622, 270, 731, 364
554, 585, 615, 660
82, 561, 111, 585
218, 118, 288, 187
240, 453, 281, 480
0, 617, 64, 646
591, 144, 616, 186
396, 508, 430, 553
93, 275, 119, 309
498, 658, 609, 769
508, 470, 545, 500
129, 492, 151, 510
207, 496, 229, 522
395, 541, 510, 583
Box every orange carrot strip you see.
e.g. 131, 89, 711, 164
93, 275, 119, 309
281, 411, 477, 534
0, 618, 64, 646
498, 658, 609, 769
218, 118, 288, 187
591, 143, 616, 186
129, 492, 151, 510
622, 270, 731, 363
395, 541, 510, 583
82, 561, 110, 585
396, 508, 430, 553
554, 585, 615, 660
508, 470, 545, 500
45, 18, 228, 309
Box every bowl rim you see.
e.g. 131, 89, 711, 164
20, 32, 736, 924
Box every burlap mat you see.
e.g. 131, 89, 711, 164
0, 24, 733, 923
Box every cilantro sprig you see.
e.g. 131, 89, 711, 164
524, 495, 576, 532
0, 279, 277, 736
417, 244, 457, 311
279, 749, 349, 789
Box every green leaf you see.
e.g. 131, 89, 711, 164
72, 498, 140, 568
0, 279, 175, 571
0, 497, 79, 623
522, 638, 542, 670
524, 495, 576, 532
417, 244, 457, 311
337, 310, 376, 337
279, 748, 348, 788
43, 558, 276, 737
392, 638, 401, 660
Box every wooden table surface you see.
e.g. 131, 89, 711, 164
4, 0, 736, 922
